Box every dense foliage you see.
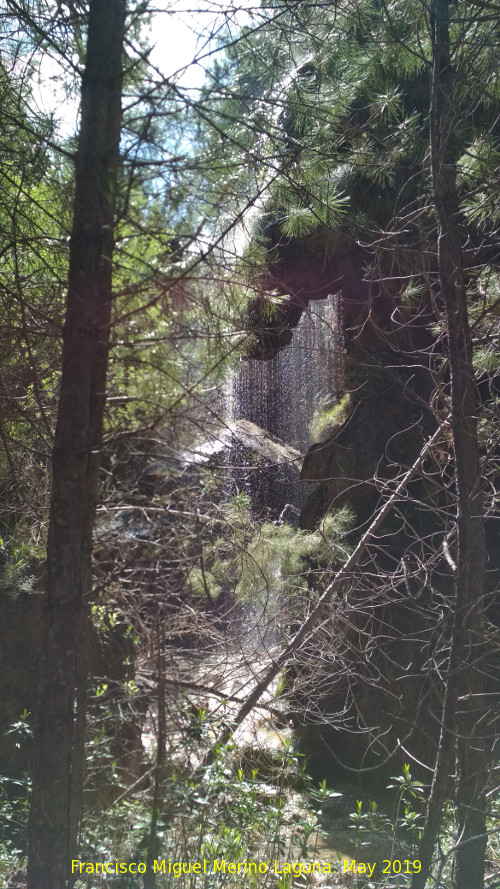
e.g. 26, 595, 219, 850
0, 2, 498, 888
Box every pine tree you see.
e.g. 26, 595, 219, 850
27, 3, 126, 886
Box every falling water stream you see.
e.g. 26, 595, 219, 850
228, 294, 344, 452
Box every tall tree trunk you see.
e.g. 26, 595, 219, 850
27, 3, 126, 887
412, 2, 487, 887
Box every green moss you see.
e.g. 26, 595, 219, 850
309, 393, 353, 442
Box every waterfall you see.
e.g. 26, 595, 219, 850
232, 293, 344, 452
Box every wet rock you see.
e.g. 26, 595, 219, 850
183, 419, 305, 521
226, 419, 302, 469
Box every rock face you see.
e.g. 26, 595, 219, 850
243, 224, 437, 533
299, 357, 435, 529
244, 224, 417, 365
240, 227, 455, 778
242, 219, 437, 529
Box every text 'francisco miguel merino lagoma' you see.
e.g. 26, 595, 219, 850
72, 860, 332, 877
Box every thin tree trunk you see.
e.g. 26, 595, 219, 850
144, 621, 166, 889
68, 612, 90, 883
27, 3, 126, 888
411, 2, 487, 887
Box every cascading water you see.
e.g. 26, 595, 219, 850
219, 292, 344, 524
230, 292, 344, 453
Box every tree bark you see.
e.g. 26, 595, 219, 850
68, 617, 90, 883
144, 621, 166, 889
412, 2, 487, 887
27, 3, 126, 887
